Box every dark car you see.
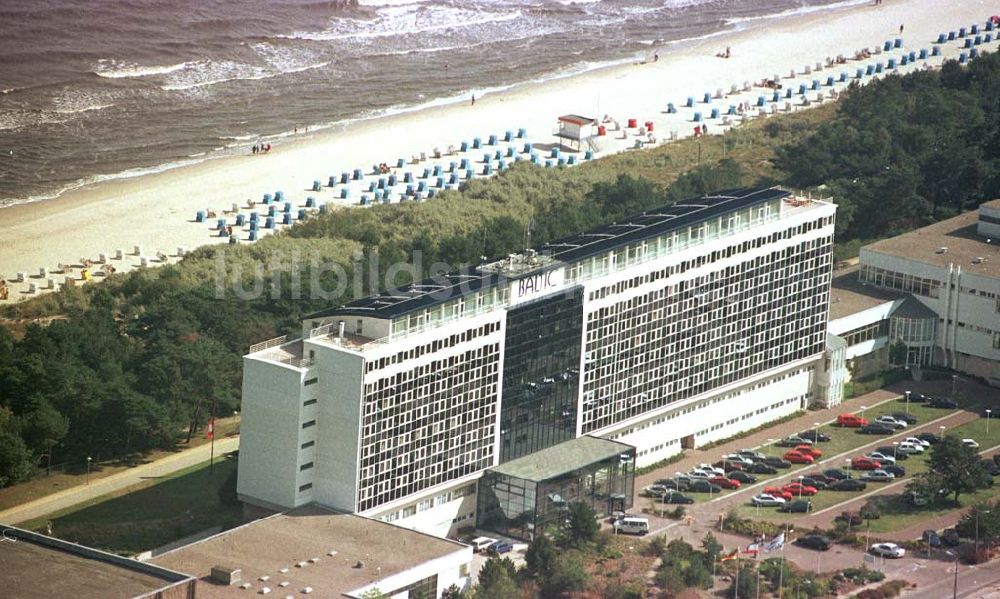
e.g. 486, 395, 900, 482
929, 397, 959, 409
917, 432, 942, 444
688, 480, 723, 493
859, 423, 895, 435
823, 468, 851, 480
717, 460, 746, 473
776, 436, 811, 447
794, 534, 832, 551
888, 412, 919, 425
883, 464, 906, 478
903, 392, 931, 403
993, 454, 1000, 467
763, 456, 793, 469
831, 479, 867, 491
749, 462, 779, 475
876, 446, 909, 460
729, 471, 758, 484
982, 460, 1000, 476
799, 430, 832, 443
942, 528, 961, 546
800, 477, 828, 490
778, 500, 813, 513
922, 530, 942, 548
662, 492, 695, 505
655, 479, 685, 491
805, 472, 835, 484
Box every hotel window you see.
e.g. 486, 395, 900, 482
302, 420, 316, 429
303, 398, 318, 407
301, 440, 315, 450
304, 377, 318, 386
298, 483, 313, 492
300, 461, 314, 471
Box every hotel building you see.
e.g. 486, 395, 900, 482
237, 187, 837, 538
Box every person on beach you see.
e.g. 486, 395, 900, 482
471, 94, 476, 106
654, 51, 659, 62
252, 144, 257, 155
899, 24, 904, 35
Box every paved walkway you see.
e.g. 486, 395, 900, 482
0, 436, 240, 525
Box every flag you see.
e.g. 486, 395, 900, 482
206, 418, 215, 440
720, 548, 739, 562
764, 532, 785, 552
743, 542, 761, 555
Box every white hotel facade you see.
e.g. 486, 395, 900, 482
237, 188, 838, 538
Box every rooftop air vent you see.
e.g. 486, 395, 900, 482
210, 566, 242, 586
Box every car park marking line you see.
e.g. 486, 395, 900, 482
705, 409, 980, 506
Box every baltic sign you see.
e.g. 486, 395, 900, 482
509, 267, 566, 306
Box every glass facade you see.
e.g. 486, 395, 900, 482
477, 446, 635, 541
499, 287, 584, 462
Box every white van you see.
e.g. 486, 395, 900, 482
613, 517, 650, 536
470, 536, 498, 552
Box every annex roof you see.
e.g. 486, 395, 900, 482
488, 435, 635, 483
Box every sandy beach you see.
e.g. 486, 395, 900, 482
0, 0, 992, 302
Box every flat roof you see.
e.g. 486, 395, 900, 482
489, 435, 634, 483
151, 505, 468, 598
982, 198, 1000, 210
829, 265, 899, 320
0, 526, 192, 599
864, 208, 999, 279
310, 187, 790, 321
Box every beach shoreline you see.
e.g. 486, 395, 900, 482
0, 0, 991, 301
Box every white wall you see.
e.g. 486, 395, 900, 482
347, 547, 472, 599
237, 356, 308, 510
389, 493, 479, 539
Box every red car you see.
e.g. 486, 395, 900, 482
837, 414, 868, 428
763, 486, 794, 501
795, 445, 823, 459
709, 476, 741, 489
782, 482, 819, 496
851, 457, 881, 470
783, 450, 815, 464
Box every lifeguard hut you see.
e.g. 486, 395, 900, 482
554, 114, 595, 151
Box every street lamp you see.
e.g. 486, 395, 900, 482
952, 374, 957, 396
846, 458, 852, 477
86, 456, 92, 485
767, 438, 775, 456
946, 550, 959, 599
859, 405, 867, 419
905, 390, 911, 414
940, 425, 947, 440
813, 422, 821, 442
987, 410, 993, 435
798, 475, 805, 499
975, 509, 991, 557
892, 441, 899, 463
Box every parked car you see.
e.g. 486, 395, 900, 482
962, 438, 980, 449
865, 452, 896, 465
800, 477, 828, 490
859, 423, 895, 435
688, 470, 712, 479
875, 415, 908, 429
614, 517, 650, 536
851, 457, 882, 470
762, 487, 794, 501
904, 392, 931, 403
883, 464, 906, 478
764, 456, 793, 469
778, 500, 814, 513
837, 413, 868, 427
917, 431, 942, 444
709, 476, 741, 489
777, 435, 813, 447
794, 445, 823, 459
922, 530, 942, 548
737, 450, 767, 461
898, 441, 924, 454
661, 492, 695, 505
906, 491, 928, 506
799, 430, 832, 442
929, 397, 959, 409
751, 494, 787, 507
994, 454, 1000, 466
888, 412, 918, 425
875, 446, 908, 461
982, 460, 1000, 477
831, 478, 868, 491
694, 464, 725, 476
688, 480, 723, 493
749, 462, 779, 475
805, 472, 835, 484
722, 454, 756, 466
794, 534, 831, 550
942, 528, 961, 546
870, 542, 906, 558
904, 436, 931, 448
822, 468, 851, 480
862, 469, 896, 482
728, 471, 758, 484
716, 460, 747, 473
783, 450, 815, 464
490, 541, 514, 555
782, 482, 819, 496
640, 485, 669, 498
471, 537, 499, 553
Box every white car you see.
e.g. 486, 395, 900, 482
875, 415, 907, 429
695, 464, 725, 476
688, 470, 712, 479
962, 438, 980, 449
865, 452, 896, 465
751, 494, 787, 507
862, 469, 896, 483
904, 436, 931, 448
723, 454, 755, 466
898, 441, 924, 454
870, 542, 906, 558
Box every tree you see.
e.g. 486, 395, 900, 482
701, 532, 723, 565
359, 589, 387, 599
926, 436, 991, 503
0, 427, 34, 487
956, 501, 1000, 549
440, 584, 465, 599
542, 551, 589, 596
565, 501, 599, 547
860, 501, 881, 525
477, 557, 518, 593
730, 564, 759, 598
888, 340, 907, 366
524, 534, 556, 578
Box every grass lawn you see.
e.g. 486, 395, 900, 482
21, 456, 243, 556
0, 415, 241, 513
